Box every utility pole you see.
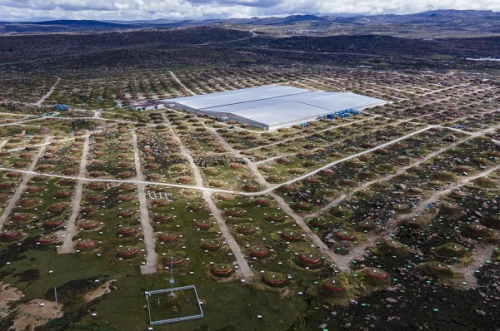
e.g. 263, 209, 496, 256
169, 257, 175, 298
54, 287, 58, 307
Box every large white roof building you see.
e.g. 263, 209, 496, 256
164, 85, 386, 130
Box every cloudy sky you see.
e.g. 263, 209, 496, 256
0, 0, 498, 21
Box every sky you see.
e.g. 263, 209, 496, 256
0, 0, 499, 21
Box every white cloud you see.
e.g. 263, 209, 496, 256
0, 0, 498, 21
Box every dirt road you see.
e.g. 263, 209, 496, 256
59, 136, 90, 254
132, 130, 158, 275
0, 137, 50, 231
204, 190, 255, 281
34, 76, 60, 107
169, 71, 196, 96
269, 192, 339, 267
164, 116, 254, 280
334, 164, 500, 271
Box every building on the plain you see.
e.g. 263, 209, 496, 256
130, 100, 166, 111
164, 85, 386, 130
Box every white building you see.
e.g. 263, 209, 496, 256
130, 101, 166, 111
164, 85, 385, 130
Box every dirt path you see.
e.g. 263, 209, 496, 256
209, 128, 270, 188
274, 125, 433, 190
82, 279, 116, 302
208, 128, 238, 155
0, 124, 496, 201
0, 122, 436, 197
6, 137, 78, 153
247, 116, 372, 152
287, 160, 500, 272
24, 138, 47, 174
0, 124, 431, 198
454, 245, 496, 287
0, 136, 49, 231
0, 118, 43, 127
131, 130, 144, 181
163, 116, 254, 280
19, 116, 159, 128
166, 125, 204, 187
0, 166, 238, 193
296, 126, 500, 271
169, 71, 196, 96
132, 130, 157, 275
334, 164, 500, 272
137, 182, 157, 274
254, 155, 282, 165
305, 193, 347, 219
58, 136, 90, 254
304, 127, 496, 220
269, 192, 338, 266
0, 112, 37, 117
167, 108, 265, 134
34, 76, 60, 107
204, 190, 255, 281
435, 119, 500, 137
293, 80, 321, 91
0, 139, 8, 152
401, 165, 500, 219
334, 232, 392, 272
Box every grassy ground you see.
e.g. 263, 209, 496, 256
0, 235, 311, 331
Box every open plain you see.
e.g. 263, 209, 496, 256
0, 14, 500, 330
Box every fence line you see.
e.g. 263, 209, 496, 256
145, 285, 204, 325
151, 313, 204, 325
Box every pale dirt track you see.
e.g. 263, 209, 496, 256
34, 76, 60, 106
164, 116, 254, 280
269, 192, 338, 264
169, 71, 196, 96
59, 135, 90, 254
204, 190, 255, 281
0, 136, 50, 231
132, 130, 158, 275
0, 109, 498, 282
332, 164, 500, 272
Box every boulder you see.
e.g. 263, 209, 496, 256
475, 310, 486, 316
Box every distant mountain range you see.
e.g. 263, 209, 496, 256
30, 20, 136, 27
1, 10, 499, 36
